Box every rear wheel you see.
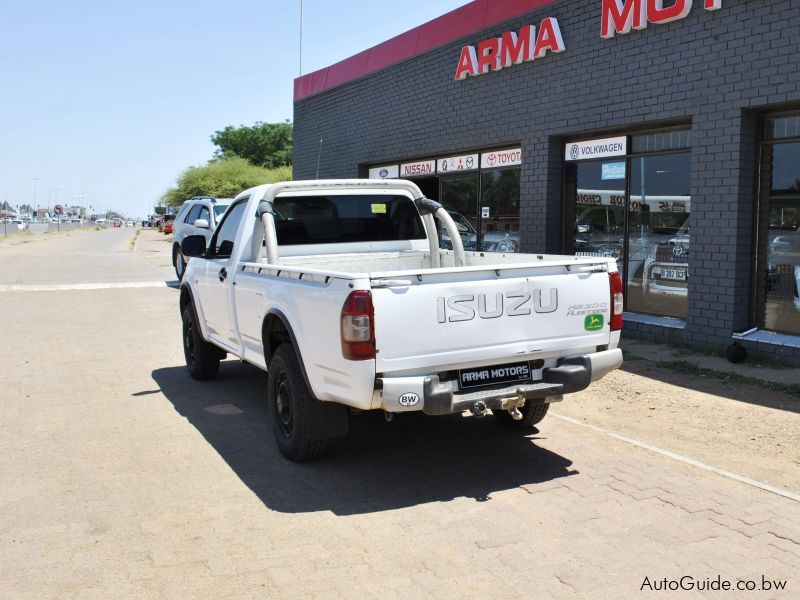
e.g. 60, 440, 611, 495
267, 344, 333, 462
182, 306, 221, 380
493, 402, 550, 430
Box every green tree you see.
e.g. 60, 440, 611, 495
211, 121, 293, 168
162, 157, 292, 208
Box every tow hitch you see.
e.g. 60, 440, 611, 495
469, 395, 527, 420
500, 396, 527, 421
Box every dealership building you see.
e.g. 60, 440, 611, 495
293, 0, 800, 362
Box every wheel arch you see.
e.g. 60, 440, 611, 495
262, 309, 314, 393
179, 283, 193, 315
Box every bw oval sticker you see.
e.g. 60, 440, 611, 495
398, 392, 420, 407
584, 314, 605, 331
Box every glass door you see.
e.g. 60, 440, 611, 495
563, 160, 626, 269
480, 167, 521, 252
757, 114, 800, 335
626, 153, 691, 319
440, 173, 479, 250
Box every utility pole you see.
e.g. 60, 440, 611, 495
299, 0, 304, 75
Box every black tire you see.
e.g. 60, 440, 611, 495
493, 402, 550, 430
267, 344, 331, 462
182, 306, 221, 380
173, 245, 186, 281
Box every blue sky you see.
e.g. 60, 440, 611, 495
0, 0, 468, 217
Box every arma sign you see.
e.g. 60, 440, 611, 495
455, 1, 723, 80
454, 18, 565, 80
601, 0, 722, 38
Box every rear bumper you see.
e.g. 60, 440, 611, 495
376, 348, 623, 415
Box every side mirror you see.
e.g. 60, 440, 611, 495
193, 218, 209, 229
181, 235, 207, 258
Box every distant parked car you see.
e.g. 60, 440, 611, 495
466, 230, 520, 253
439, 210, 521, 254
10, 219, 26, 231
163, 218, 174, 235
770, 235, 800, 255
171, 196, 231, 280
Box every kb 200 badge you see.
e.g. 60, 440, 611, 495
398, 393, 420, 407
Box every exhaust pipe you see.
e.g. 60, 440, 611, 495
471, 401, 487, 418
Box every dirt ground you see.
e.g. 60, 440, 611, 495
557, 355, 800, 494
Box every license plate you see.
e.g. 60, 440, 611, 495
659, 268, 687, 281
459, 362, 532, 390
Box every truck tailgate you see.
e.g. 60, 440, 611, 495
371, 265, 613, 373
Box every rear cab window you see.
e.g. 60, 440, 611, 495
272, 194, 425, 246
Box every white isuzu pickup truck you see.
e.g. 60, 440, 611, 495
178, 180, 623, 461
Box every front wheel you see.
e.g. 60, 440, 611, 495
267, 344, 335, 462
182, 306, 221, 380
173, 246, 186, 281
493, 402, 550, 430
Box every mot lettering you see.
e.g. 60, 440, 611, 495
600, 0, 722, 39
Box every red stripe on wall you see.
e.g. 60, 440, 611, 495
294, 0, 558, 102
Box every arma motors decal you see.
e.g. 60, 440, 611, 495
455, 18, 565, 80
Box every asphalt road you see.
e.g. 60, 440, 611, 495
0, 227, 173, 286
0, 229, 798, 598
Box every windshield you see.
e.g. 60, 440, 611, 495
448, 211, 476, 234
214, 205, 229, 217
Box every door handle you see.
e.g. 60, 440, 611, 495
219, 267, 228, 282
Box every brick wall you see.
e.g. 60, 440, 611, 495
294, 0, 800, 356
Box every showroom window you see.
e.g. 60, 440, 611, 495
756, 113, 800, 335
368, 149, 522, 253
564, 127, 692, 319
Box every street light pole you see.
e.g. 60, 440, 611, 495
53, 188, 61, 232
30, 177, 39, 219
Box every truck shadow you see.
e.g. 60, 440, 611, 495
151, 363, 577, 516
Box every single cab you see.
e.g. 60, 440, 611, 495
179, 180, 623, 461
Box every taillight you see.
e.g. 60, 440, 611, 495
610, 271, 624, 332
341, 290, 375, 360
